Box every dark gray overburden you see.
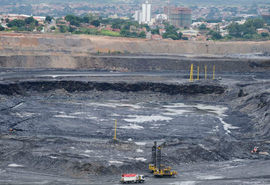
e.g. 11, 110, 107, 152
0, 70, 270, 185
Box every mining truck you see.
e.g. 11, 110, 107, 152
120, 173, 145, 183
149, 142, 177, 178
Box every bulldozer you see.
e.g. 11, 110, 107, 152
149, 142, 177, 177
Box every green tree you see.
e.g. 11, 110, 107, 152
243, 26, 256, 35
65, 15, 76, 22
151, 28, 160, 35
243, 34, 252, 39
0, 25, 5, 31
112, 22, 121, 29
207, 29, 215, 35
45, 16, 53, 22
83, 16, 90, 23
141, 24, 150, 32
90, 20, 100, 27
25, 17, 37, 25
226, 22, 245, 37
50, 26, 56, 30
138, 31, 146, 38
162, 24, 182, 40
69, 26, 75, 32
211, 32, 222, 40
7, 19, 25, 28
244, 18, 264, 29
59, 25, 69, 33
261, 32, 269, 37
120, 29, 127, 35
198, 24, 207, 30
70, 20, 80, 27
36, 26, 43, 32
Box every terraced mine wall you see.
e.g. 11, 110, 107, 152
1, 33, 270, 54
0, 54, 270, 72
0, 33, 270, 71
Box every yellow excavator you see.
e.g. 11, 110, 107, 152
149, 142, 177, 177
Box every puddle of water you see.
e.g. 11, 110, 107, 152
198, 175, 223, 180
162, 102, 238, 134
124, 115, 172, 123
109, 161, 123, 164
85, 150, 93, 153
88, 102, 141, 109
135, 157, 147, 162
170, 182, 196, 185
79, 154, 90, 157
163, 103, 228, 117
163, 109, 191, 116
218, 117, 239, 134
8, 164, 24, 167
135, 142, 146, 146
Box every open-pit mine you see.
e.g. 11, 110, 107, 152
0, 33, 270, 185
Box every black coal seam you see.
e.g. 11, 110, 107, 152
0, 81, 226, 96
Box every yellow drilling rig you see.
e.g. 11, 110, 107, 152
149, 141, 177, 178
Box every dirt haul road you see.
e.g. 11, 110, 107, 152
0, 69, 270, 185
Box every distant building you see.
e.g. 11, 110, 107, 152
181, 29, 199, 37
164, 5, 171, 20
33, 16, 46, 22
156, 14, 168, 20
134, 10, 142, 24
142, 1, 151, 24
257, 28, 269, 34
109, 14, 118, 19
159, 29, 166, 35
170, 7, 192, 28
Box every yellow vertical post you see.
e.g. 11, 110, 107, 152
213, 65, 215, 79
205, 66, 207, 79
114, 119, 117, 139
189, 64, 194, 82
192, 64, 193, 82
197, 66, 199, 80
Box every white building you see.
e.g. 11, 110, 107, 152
134, 10, 142, 24
142, 1, 151, 24
156, 14, 168, 20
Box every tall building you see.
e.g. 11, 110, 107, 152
170, 7, 192, 27
163, 1, 171, 21
164, 6, 170, 16
134, 10, 142, 24
142, 1, 151, 24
